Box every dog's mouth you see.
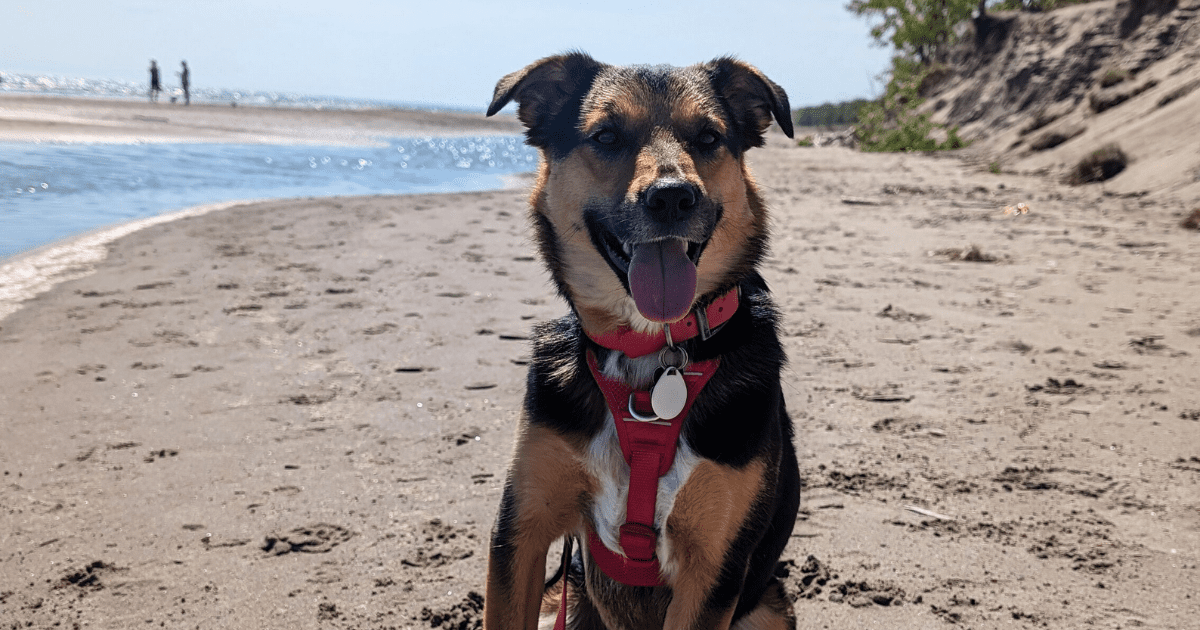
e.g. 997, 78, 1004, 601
596, 228, 707, 323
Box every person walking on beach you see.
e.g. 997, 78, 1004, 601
178, 60, 190, 105
149, 60, 161, 102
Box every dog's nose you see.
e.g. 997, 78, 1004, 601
644, 181, 699, 223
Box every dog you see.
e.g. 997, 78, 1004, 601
483, 52, 800, 630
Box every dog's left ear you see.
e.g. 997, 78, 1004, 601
705, 58, 794, 147
486, 52, 605, 132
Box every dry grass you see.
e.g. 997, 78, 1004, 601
932, 245, 999, 263
1157, 79, 1200, 108
1183, 209, 1200, 231
1030, 125, 1085, 152
1089, 79, 1158, 114
1066, 145, 1128, 185
1099, 68, 1130, 88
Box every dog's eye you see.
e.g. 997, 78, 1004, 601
697, 131, 720, 148
592, 130, 618, 146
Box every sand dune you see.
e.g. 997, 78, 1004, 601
931, 0, 1200, 201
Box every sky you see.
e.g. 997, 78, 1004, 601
3, 0, 894, 111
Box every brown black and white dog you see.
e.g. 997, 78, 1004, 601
483, 53, 800, 630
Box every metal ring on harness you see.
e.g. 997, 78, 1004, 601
627, 395, 660, 422
658, 345, 688, 370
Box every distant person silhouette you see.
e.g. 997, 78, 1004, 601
149, 60, 161, 102
178, 61, 190, 105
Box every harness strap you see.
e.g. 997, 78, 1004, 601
584, 350, 719, 587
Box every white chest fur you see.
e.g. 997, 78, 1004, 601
582, 351, 701, 581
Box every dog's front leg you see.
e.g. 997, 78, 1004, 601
661, 459, 769, 630
485, 424, 590, 630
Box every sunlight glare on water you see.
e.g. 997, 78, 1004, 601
0, 135, 538, 260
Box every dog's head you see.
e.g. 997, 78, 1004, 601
488, 53, 792, 334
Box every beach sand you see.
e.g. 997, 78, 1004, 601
1, 103, 1199, 629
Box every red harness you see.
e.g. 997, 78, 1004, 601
552, 288, 738, 629
584, 351, 719, 586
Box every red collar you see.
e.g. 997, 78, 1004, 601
585, 287, 740, 358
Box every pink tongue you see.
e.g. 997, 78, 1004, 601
628, 240, 697, 323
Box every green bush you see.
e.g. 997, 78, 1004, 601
855, 59, 967, 152
794, 99, 872, 127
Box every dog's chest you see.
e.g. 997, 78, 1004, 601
584, 418, 700, 575
581, 352, 701, 577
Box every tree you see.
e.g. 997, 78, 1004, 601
847, 0, 977, 63
847, 1, 973, 151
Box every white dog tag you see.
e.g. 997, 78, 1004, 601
651, 367, 688, 420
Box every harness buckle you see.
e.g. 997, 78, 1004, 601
618, 522, 657, 562
697, 285, 740, 341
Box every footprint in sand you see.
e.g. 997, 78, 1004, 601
261, 523, 354, 555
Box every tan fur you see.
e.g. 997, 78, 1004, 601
537, 149, 633, 334
694, 161, 759, 299
484, 424, 595, 630
661, 459, 766, 628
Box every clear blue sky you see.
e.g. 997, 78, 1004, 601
3, 0, 893, 110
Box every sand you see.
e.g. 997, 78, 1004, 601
1, 100, 1199, 630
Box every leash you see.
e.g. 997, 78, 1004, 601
550, 536, 572, 630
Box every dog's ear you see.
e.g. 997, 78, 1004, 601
487, 53, 605, 134
704, 58, 793, 147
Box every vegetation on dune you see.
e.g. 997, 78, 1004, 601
854, 58, 966, 152
1066, 145, 1129, 185
793, 99, 872, 128
826, 0, 1104, 152
847, 0, 975, 152
990, 0, 1100, 11
847, 0, 976, 65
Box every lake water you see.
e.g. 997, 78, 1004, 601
0, 136, 539, 260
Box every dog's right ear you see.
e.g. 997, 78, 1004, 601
487, 53, 605, 135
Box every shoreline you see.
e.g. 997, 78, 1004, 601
0, 199, 259, 324
0, 168, 537, 325
0, 94, 535, 311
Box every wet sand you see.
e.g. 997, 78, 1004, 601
0, 105, 1198, 629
